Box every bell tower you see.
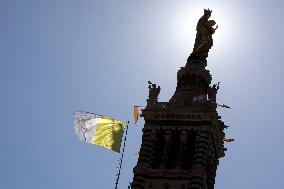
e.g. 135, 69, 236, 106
131, 9, 230, 189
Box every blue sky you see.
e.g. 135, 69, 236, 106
0, 0, 283, 188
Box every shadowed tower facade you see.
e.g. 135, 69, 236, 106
131, 9, 230, 189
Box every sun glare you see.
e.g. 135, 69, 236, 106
171, 2, 238, 56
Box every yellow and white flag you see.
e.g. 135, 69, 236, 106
74, 111, 126, 153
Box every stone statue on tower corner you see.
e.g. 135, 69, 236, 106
147, 81, 161, 107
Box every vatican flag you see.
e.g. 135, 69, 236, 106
74, 111, 126, 153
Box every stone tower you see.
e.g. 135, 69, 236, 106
131, 10, 230, 189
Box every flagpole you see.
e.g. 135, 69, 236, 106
115, 121, 129, 189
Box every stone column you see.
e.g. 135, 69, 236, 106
132, 128, 155, 189
190, 176, 205, 189
148, 129, 158, 166
206, 162, 217, 189
206, 142, 218, 189
160, 129, 172, 169
137, 128, 155, 167
176, 129, 188, 169
192, 130, 210, 170
189, 129, 210, 189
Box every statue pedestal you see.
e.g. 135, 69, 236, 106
186, 55, 207, 67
